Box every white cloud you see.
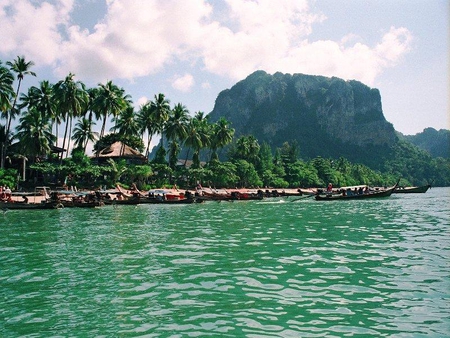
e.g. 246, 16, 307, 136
0, 0, 413, 87
171, 73, 194, 92
0, 0, 71, 64
55, 0, 213, 80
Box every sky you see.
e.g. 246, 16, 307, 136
0, 0, 449, 143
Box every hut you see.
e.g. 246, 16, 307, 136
93, 142, 147, 165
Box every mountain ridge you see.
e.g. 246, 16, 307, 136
208, 70, 399, 166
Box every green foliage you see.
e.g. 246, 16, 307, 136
204, 160, 238, 188
403, 127, 450, 158
93, 133, 144, 153
0, 168, 17, 188
233, 159, 263, 188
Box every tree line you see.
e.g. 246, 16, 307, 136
1, 56, 448, 190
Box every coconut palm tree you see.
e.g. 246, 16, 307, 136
137, 101, 158, 159
110, 106, 139, 156
53, 73, 89, 160
5, 56, 36, 137
151, 93, 170, 147
92, 81, 131, 139
184, 112, 211, 168
19, 81, 58, 143
210, 117, 234, 161
14, 107, 55, 161
0, 62, 15, 169
165, 103, 189, 142
0, 61, 14, 115
165, 103, 189, 169
72, 118, 99, 153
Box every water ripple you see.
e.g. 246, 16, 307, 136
0, 188, 449, 337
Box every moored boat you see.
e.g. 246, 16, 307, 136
0, 200, 58, 210
393, 184, 431, 193
315, 182, 398, 201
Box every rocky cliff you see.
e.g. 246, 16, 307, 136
208, 70, 398, 163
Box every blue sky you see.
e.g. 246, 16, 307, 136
1, 0, 448, 142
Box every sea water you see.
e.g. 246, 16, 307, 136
1, 188, 449, 337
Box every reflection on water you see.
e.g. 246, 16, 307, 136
1, 188, 449, 337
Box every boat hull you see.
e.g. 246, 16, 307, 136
394, 185, 431, 193
315, 184, 397, 201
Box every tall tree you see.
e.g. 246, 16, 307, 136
184, 112, 211, 168
15, 108, 55, 161
110, 106, 139, 155
53, 73, 89, 160
92, 81, 130, 139
165, 103, 189, 169
72, 118, 98, 153
137, 102, 158, 158
0, 61, 14, 115
152, 93, 170, 148
19, 81, 58, 144
165, 103, 189, 143
210, 117, 234, 161
5, 56, 36, 137
0, 62, 14, 169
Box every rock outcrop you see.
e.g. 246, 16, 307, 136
208, 70, 398, 162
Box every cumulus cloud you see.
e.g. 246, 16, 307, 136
171, 73, 194, 92
0, 0, 413, 86
0, 0, 71, 64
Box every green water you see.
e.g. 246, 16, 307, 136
1, 188, 449, 337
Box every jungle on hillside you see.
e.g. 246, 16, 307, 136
0, 57, 449, 191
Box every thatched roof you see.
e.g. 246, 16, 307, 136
95, 142, 146, 159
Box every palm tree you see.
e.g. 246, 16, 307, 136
0, 62, 15, 169
233, 135, 261, 167
53, 73, 89, 160
5, 56, 36, 138
184, 112, 211, 168
14, 108, 55, 161
110, 106, 139, 156
0, 124, 10, 169
72, 118, 99, 153
165, 103, 189, 142
165, 103, 189, 169
210, 117, 234, 161
0, 61, 14, 115
152, 93, 170, 147
137, 102, 158, 158
19, 81, 58, 143
92, 81, 130, 139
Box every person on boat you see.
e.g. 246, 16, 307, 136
326, 183, 333, 192
364, 186, 370, 194
358, 187, 364, 195
4, 186, 11, 198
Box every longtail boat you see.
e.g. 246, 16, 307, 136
393, 184, 431, 194
315, 182, 398, 201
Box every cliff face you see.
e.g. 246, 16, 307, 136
208, 70, 397, 161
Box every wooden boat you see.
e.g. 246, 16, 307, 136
104, 187, 202, 205
199, 189, 264, 201
315, 182, 398, 201
49, 190, 103, 208
393, 184, 431, 194
0, 200, 58, 210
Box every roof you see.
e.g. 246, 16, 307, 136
94, 141, 146, 159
